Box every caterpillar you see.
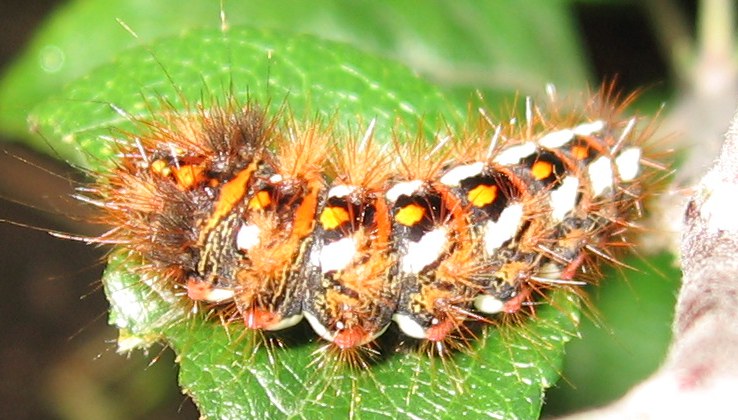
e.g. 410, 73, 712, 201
81, 85, 657, 360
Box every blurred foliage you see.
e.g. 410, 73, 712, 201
0, 0, 588, 140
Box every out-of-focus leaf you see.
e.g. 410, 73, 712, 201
1, 0, 588, 139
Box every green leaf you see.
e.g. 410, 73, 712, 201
545, 253, 681, 414
1, 0, 588, 140
30, 27, 581, 419
28, 27, 463, 170
106, 253, 578, 419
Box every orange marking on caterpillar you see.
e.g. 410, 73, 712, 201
203, 162, 258, 232
172, 164, 206, 189
292, 180, 322, 238
244, 307, 280, 330
572, 145, 590, 160
425, 318, 456, 342
334, 326, 370, 350
186, 278, 211, 301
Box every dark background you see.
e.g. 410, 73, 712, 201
0, 1, 694, 419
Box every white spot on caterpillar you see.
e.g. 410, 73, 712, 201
474, 294, 505, 314
303, 311, 335, 342
386, 180, 424, 202
538, 129, 574, 149
319, 237, 357, 273
204, 287, 235, 303
615, 147, 641, 182
393, 313, 428, 339
304, 312, 389, 345
573, 120, 605, 136
328, 184, 356, 198
440, 162, 484, 186
550, 176, 580, 221
484, 204, 524, 254
269, 174, 283, 183
236, 224, 261, 250
589, 156, 613, 196
401, 227, 448, 274
539, 262, 562, 279
538, 121, 604, 150
493, 142, 537, 165
266, 313, 304, 331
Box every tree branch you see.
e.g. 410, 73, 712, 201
561, 108, 738, 419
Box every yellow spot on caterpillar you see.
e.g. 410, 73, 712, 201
150, 159, 170, 177
395, 203, 425, 226
320, 206, 350, 230
468, 184, 497, 208
248, 190, 272, 210
531, 160, 553, 181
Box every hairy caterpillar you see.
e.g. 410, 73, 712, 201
78, 84, 658, 365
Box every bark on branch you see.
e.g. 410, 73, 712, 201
562, 108, 738, 419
